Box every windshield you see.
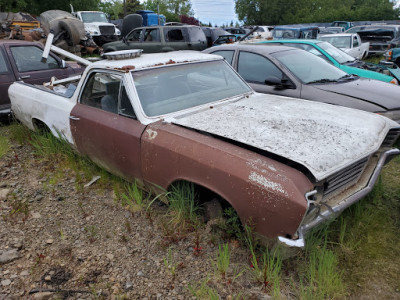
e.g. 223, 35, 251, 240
81, 12, 109, 23
272, 49, 348, 84
320, 36, 351, 48
132, 60, 251, 117
317, 41, 355, 63
273, 29, 298, 39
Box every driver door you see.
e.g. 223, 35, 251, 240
235, 51, 301, 98
70, 71, 146, 181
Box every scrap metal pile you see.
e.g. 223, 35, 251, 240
0, 11, 100, 55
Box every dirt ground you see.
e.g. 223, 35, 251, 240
0, 126, 277, 299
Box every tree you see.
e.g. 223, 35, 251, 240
143, 0, 193, 22
179, 14, 199, 25
125, 0, 142, 15
234, 0, 399, 25
99, 0, 124, 19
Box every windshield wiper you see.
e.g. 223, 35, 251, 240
338, 74, 356, 81
307, 78, 338, 84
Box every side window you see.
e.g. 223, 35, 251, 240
80, 72, 136, 118
286, 43, 332, 63
11, 46, 59, 72
237, 51, 283, 83
211, 50, 235, 65
165, 29, 184, 42
0, 49, 9, 73
127, 29, 142, 42
119, 83, 136, 119
144, 28, 160, 42
353, 36, 359, 47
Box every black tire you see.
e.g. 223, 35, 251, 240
59, 19, 83, 46
203, 198, 223, 223
121, 14, 143, 37
395, 58, 400, 68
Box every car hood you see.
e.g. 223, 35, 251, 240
170, 93, 394, 181
312, 78, 400, 110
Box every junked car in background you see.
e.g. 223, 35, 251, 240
382, 47, 400, 67
102, 25, 207, 53
9, 49, 400, 250
0, 40, 84, 118
202, 27, 231, 47
346, 24, 400, 56
330, 21, 354, 31
318, 26, 344, 36
204, 44, 400, 123
272, 25, 319, 39
319, 33, 369, 59
259, 39, 400, 84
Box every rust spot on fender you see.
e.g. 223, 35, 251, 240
166, 59, 176, 65
115, 65, 136, 72
146, 129, 158, 140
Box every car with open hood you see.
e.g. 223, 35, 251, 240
9, 49, 400, 250
346, 24, 400, 56
203, 44, 400, 123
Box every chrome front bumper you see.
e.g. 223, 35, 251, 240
277, 148, 400, 248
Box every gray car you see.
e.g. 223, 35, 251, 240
203, 44, 400, 123
102, 25, 207, 53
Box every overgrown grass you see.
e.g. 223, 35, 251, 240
214, 243, 230, 279
120, 180, 148, 211
0, 134, 9, 158
244, 225, 282, 298
163, 248, 179, 277
2, 123, 400, 298
166, 181, 200, 227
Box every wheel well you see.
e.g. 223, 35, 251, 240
32, 118, 51, 132
167, 179, 236, 217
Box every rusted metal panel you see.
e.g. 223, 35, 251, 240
142, 121, 313, 238
70, 104, 146, 181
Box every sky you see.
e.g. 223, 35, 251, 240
191, 0, 239, 26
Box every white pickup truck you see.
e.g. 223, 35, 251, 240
320, 33, 369, 59
8, 47, 400, 250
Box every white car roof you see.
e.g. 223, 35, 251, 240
90, 51, 222, 71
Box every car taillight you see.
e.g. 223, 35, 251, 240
389, 78, 398, 85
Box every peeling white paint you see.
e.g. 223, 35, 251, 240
173, 93, 395, 181
146, 129, 158, 140
249, 171, 288, 196
90, 51, 222, 72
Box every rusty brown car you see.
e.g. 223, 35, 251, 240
9, 50, 400, 249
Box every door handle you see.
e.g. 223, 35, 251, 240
20, 75, 30, 79
69, 116, 80, 121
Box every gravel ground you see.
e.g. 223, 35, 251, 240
0, 128, 275, 299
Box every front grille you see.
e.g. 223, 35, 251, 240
323, 157, 369, 197
99, 25, 115, 35
382, 128, 400, 147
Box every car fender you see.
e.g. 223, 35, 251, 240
141, 122, 312, 239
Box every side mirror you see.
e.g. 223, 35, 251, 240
265, 76, 294, 89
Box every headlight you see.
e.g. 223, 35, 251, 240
384, 50, 393, 60
116, 29, 121, 35
389, 78, 398, 85
376, 110, 400, 122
